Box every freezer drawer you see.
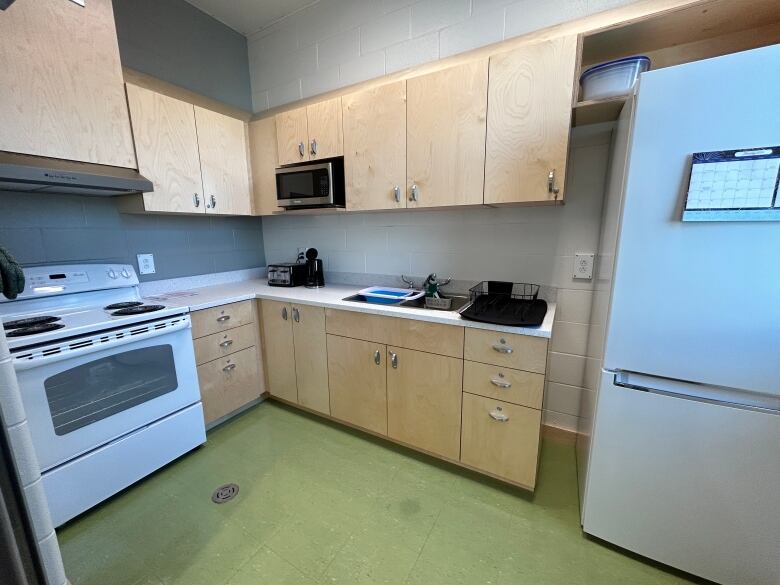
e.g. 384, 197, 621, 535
583, 372, 780, 585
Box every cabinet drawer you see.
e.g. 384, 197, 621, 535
464, 329, 547, 373
194, 323, 256, 365
463, 361, 544, 409
192, 300, 255, 338
325, 309, 464, 359
197, 346, 260, 424
460, 392, 542, 489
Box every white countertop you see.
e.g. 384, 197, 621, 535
144, 279, 555, 338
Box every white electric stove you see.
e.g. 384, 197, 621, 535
0, 264, 206, 526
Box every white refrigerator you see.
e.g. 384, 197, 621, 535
579, 45, 780, 585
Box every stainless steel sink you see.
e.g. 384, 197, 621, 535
342, 294, 471, 312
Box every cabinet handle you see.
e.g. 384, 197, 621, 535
209, 194, 217, 209
292, 307, 300, 323
281, 307, 288, 320
547, 169, 560, 197
492, 339, 513, 354
389, 351, 398, 369
219, 339, 233, 348
489, 407, 509, 422
222, 363, 237, 373
216, 315, 231, 323
490, 374, 512, 389
298, 142, 305, 158
393, 185, 401, 203
193, 193, 200, 208
409, 184, 419, 202
374, 350, 381, 365
310, 139, 318, 156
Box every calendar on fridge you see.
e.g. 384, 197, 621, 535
682, 146, 780, 221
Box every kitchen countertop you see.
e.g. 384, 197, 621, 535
144, 279, 555, 338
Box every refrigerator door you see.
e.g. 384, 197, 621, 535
584, 371, 780, 585
603, 45, 780, 396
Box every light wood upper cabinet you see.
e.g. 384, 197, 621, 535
327, 335, 388, 435
406, 60, 488, 208
306, 98, 343, 161
485, 36, 578, 204
292, 305, 330, 415
342, 82, 407, 211
0, 0, 135, 168
260, 301, 298, 403
387, 347, 463, 460
125, 84, 203, 213
275, 107, 309, 165
249, 117, 282, 216
194, 106, 253, 215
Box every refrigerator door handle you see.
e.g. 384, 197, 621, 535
612, 371, 780, 415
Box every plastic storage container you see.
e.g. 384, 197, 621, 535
356, 287, 425, 305
580, 56, 650, 101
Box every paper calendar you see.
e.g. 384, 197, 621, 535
682, 146, 780, 222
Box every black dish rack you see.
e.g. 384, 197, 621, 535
459, 281, 547, 327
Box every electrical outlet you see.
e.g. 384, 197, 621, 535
573, 253, 594, 280
137, 253, 156, 275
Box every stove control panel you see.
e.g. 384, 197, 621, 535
0, 264, 140, 302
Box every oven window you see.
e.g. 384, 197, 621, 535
44, 345, 178, 436
277, 167, 330, 200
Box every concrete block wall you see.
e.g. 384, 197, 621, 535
263, 124, 614, 432
248, 0, 641, 112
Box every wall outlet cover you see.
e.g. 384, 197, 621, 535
574, 253, 594, 280
137, 253, 156, 275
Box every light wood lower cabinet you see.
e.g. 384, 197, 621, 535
462, 360, 544, 409
260, 300, 298, 403
292, 305, 330, 415
327, 335, 387, 435
387, 347, 463, 460
460, 392, 542, 489
193, 300, 264, 426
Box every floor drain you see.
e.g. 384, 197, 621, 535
211, 483, 239, 504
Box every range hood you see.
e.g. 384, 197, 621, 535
0, 151, 153, 196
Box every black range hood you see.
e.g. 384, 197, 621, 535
0, 151, 153, 196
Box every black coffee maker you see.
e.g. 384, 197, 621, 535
305, 248, 324, 288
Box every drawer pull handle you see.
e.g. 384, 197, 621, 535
374, 350, 381, 365
222, 363, 237, 373
219, 339, 233, 348
492, 339, 513, 354
282, 307, 288, 320
490, 376, 512, 389
216, 315, 231, 323
489, 407, 509, 422
389, 351, 398, 369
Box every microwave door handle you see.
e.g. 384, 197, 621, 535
12, 317, 192, 371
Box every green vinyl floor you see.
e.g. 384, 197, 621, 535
57, 401, 702, 585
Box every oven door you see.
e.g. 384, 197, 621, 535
12, 315, 201, 472
275, 161, 334, 207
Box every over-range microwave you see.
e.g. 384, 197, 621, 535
275, 157, 345, 209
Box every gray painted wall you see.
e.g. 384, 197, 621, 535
112, 0, 252, 111
0, 193, 264, 283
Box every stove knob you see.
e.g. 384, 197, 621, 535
107, 269, 117, 279
121, 268, 131, 278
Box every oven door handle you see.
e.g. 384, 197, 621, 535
12, 316, 192, 371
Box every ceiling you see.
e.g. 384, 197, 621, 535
185, 0, 317, 36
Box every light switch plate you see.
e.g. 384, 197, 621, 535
137, 254, 156, 275
574, 253, 594, 280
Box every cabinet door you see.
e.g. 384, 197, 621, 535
343, 82, 406, 211
260, 301, 298, 403
406, 60, 488, 208
125, 84, 204, 214
275, 106, 309, 165
484, 36, 578, 204
306, 97, 343, 160
327, 335, 387, 435
292, 305, 330, 415
249, 117, 282, 216
460, 393, 541, 489
194, 106, 253, 215
0, 0, 136, 168
387, 348, 463, 460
